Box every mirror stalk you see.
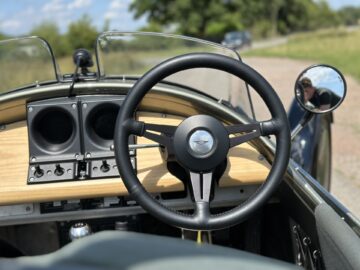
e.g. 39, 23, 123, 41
291, 111, 314, 140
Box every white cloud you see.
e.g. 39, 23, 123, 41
0, 19, 21, 30
109, 0, 125, 9
68, 0, 92, 10
42, 0, 65, 12
104, 10, 118, 20
105, 0, 129, 19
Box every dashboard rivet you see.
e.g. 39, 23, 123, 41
93, 167, 98, 171
83, 103, 88, 109
31, 166, 35, 171
113, 165, 117, 169
72, 103, 77, 109
110, 145, 114, 151
47, 170, 52, 175
67, 169, 72, 174
30, 156, 36, 162
75, 153, 79, 158
29, 177, 34, 182
86, 153, 91, 158
28, 107, 33, 113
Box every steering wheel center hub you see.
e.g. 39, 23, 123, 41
188, 129, 214, 156
173, 115, 229, 172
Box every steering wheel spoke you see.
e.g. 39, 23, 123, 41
143, 123, 177, 148
126, 120, 177, 148
226, 123, 262, 148
189, 171, 213, 221
189, 171, 213, 203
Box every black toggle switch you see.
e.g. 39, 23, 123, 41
54, 164, 65, 176
34, 165, 44, 178
100, 160, 110, 173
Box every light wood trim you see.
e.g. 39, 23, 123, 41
0, 113, 269, 205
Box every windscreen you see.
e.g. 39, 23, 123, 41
96, 32, 254, 117
0, 37, 59, 94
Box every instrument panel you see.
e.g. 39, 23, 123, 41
26, 95, 134, 184
0, 95, 270, 206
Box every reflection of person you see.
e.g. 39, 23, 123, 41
300, 77, 331, 111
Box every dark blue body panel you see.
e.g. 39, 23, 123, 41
287, 99, 331, 176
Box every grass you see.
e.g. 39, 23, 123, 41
0, 43, 233, 95
0, 59, 57, 94
244, 27, 360, 80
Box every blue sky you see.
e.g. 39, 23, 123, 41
0, 0, 147, 35
0, 0, 359, 36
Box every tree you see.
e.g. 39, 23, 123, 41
130, 0, 339, 39
30, 22, 70, 56
130, 0, 243, 41
0, 33, 7, 40
277, 0, 339, 34
338, 7, 360, 26
67, 15, 98, 51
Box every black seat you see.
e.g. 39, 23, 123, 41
0, 231, 302, 270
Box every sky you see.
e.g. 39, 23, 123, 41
0, 0, 359, 36
302, 66, 345, 96
0, 0, 147, 36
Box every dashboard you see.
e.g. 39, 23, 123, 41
0, 90, 270, 225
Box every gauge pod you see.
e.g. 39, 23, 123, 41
81, 96, 126, 159
27, 98, 81, 163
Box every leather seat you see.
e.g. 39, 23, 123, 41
0, 231, 302, 270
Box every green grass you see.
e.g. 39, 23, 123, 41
0, 38, 240, 94
244, 28, 360, 80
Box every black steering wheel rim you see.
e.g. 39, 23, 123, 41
114, 53, 291, 231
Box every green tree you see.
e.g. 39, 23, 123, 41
130, 0, 243, 40
30, 22, 70, 56
130, 0, 339, 39
0, 33, 7, 40
338, 7, 360, 26
67, 15, 98, 51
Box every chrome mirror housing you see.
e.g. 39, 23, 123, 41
295, 65, 346, 114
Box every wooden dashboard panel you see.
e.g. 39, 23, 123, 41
0, 113, 270, 205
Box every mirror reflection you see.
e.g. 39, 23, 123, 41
295, 65, 346, 113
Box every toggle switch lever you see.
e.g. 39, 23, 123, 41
100, 160, 110, 173
54, 164, 65, 176
34, 165, 44, 178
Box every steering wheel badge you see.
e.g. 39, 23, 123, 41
188, 129, 214, 156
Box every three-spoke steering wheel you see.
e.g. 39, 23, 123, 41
114, 53, 290, 231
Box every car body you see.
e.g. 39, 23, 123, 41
221, 31, 252, 50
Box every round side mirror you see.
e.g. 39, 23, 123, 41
295, 65, 346, 114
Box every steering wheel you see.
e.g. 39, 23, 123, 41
114, 53, 290, 231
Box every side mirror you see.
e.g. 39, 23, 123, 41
295, 65, 346, 114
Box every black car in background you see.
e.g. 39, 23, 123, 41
221, 31, 252, 50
